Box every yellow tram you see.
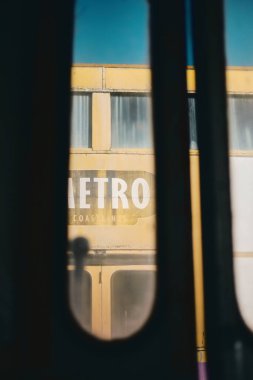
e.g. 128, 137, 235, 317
67, 65, 156, 341
67, 64, 253, 365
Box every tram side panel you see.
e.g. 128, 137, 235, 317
68, 151, 156, 339
68, 152, 156, 252
230, 155, 253, 331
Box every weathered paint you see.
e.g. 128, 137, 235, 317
105, 67, 151, 91
71, 67, 103, 89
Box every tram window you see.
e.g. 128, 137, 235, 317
111, 94, 153, 148
69, 269, 92, 332
228, 96, 253, 150
70, 93, 91, 148
188, 95, 198, 149
111, 270, 155, 339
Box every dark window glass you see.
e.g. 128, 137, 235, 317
188, 96, 198, 149
111, 270, 155, 338
69, 270, 92, 331
70, 93, 91, 148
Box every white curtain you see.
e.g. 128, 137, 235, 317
228, 96, 253, 150
70, 94, 91, 148
187, 96, 253, 150
111, 95, 153, 148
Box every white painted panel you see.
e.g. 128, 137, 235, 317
234, 257, 253, 331
230, 156, 253, 252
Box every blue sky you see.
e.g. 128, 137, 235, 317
224, 0, 253, 66
72, 0, 253, 66
73, 0, 149, 64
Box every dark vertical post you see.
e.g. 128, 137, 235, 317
192, 0, 241, 379
0, 0, 74, 373
150, 0, 197, 378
